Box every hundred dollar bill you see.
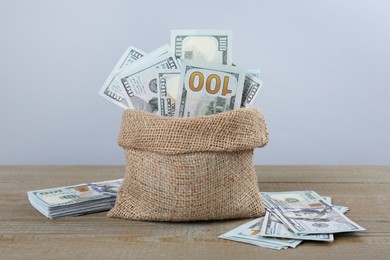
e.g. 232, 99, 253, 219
99, 46, 145, 109
112, 44, 171, 84
322, 196, 349, 214
241, 74, 263, 107
116, 52, 180, 113
219, 217, 302, 250
117, 44, 170, 75
157, 69, 181, 116
171, 30, 232, 65
175, 60, 245, 117
260, 191, 366, 234
260, 199, 348, 242
322, 196, 332, 204
260, 211, 334, 242
334, 205, 349, 213
219, 236, 288, 250
262, 194, 349, 222
247, 69, 261, 78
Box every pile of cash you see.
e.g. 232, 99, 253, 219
220, 190, 365, 250
99, 30, 263, 117
27, 179, 123, 219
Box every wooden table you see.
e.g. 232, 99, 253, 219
1, 166, 389, 259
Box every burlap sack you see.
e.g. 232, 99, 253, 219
108, 108, 269, 221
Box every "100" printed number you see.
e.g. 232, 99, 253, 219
188, 71, 233, 96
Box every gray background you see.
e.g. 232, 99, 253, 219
1, 0, 389, 165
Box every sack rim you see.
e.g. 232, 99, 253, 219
118, 108, 269, 154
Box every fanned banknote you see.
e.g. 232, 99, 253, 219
260, 211, 334, 242
221, 192, 362, 250
99, 46, 145, 109
157, 69, 181, 116
116, 51, 180, 113
175, 60, 245, 117
27, 179, 123, 219
323, 196, 349, 213
171, 30, 232, 65
260, 191, 366, 234
219, 217, 302, 250
260, 197, 350, 241
241, 74, 263, 107
117, 44, 170, 75
247, 69, 261, 78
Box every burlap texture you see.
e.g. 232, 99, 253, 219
108, 108, 269, 221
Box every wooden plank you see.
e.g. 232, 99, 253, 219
255, 165, 390, 183
0, 166, 389, 259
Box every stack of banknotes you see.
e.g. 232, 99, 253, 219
27, 179, 123, 219
219, 190, 366, 250
99, 30, 263, 116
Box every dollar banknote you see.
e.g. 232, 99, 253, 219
171, 30, 232, 65
260, 195, 352, 241
241, 74, 263, 107
118, 44, 170, 74
99, 46, 145, 109
247, 69, 261, 78
260, 211, 334, 242
116, 52, 180, 113
175, 60, 245, 117
157, 69, 181, 116
27, 179, 123, 219
322, 196, 349, 213
219, 217, 302, 250
260, 196, 351, 241
260, 191, 366, 234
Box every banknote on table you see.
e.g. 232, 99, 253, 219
219, 217, 302, 250
27, 179, 123, 219
262, 193, 349, 217
171, 30, 232, 65
99, 46, 145, 109
116, 52, 180, 113
157, 69, 181, 116
260, 211, 334, 242
322, 196, 349, 213
260, 196, 350, 241
175, 60, 245, 117
260, 191, 366, 234
241, 74, 263, 107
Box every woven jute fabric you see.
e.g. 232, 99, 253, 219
108, 108, 269, 221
